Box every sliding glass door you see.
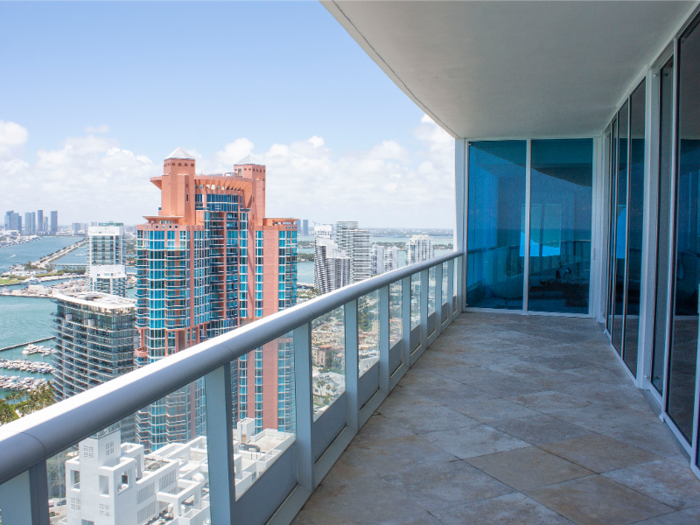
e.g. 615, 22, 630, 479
667, 20, 700, 442
467, 139, 593, 314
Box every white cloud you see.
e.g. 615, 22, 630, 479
0, 120, 28, 159
84, 124, 110, 134
0, 115, 455, 228
0, 131, 160, 223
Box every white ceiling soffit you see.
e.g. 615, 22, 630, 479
323, 1, 697, 139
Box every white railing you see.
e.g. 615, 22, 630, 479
0, 251, 463, 525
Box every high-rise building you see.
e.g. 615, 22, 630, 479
135, 147, 298, 451
385, 246, 399, 272
4, 211, 12, 231
314, 227, 351, 293
24, 211, 35, 235
335, 221, 371, 283
50, 210, 58, 234
302, 219, 309, 236
370, 244, 385, 275
88, 222, 127, 297
37, 210, 43, 234
52, 291, 138, 441
407, 234, 434, 265
43, 217, 49, 233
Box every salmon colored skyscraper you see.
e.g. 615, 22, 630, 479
135, 148, 298, 451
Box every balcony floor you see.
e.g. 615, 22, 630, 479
293, 312, 700, 525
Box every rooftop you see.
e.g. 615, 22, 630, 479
294, 313, 698, 525
53, 291, 136, 310
165, 146, 195, 161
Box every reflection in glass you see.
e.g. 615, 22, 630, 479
528, 140, 593, 313
652, 59, 675, 394
358, 291, 380, 376
668, 23, 700, 442
623, 81, 646, 376
410, 273, 421, 329
612, 101, 629, 353
467, 141, 527, 309
428, 266, 436, 315
607, 120, 618, 334
390, 281, 402, 347
312, 307, 345, 421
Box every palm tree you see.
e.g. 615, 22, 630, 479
0, 399, 19, 424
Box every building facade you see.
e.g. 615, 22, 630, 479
36, 210, 43, 234
52, 292, 137, 441
407, 234, 434, 265
89, 222, 127, 297
335, 220, 371, 283
135, 148, 298, 450
50, 210, 58, 234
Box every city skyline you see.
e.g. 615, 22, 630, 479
0, 2, 455, 229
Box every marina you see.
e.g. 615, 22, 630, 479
0, 359, 55, 374
0, 375, 49, 392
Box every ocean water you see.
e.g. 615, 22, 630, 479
0, 236, 83, 273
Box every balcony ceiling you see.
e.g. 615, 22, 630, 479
323, 1, 697, 139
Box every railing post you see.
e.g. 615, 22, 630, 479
379, 285, 390, 396
447, 259, 455, 321
0, 460, 49, 525
345, 299, 359, 432
402, 275, 411, 368
420, 268, 429, 353
435, 263, 443, 334
205, 363, 236, 523
293, 322, 315, 491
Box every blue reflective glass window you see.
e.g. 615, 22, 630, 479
528, 139, 593, 313
467, 141, 526, 309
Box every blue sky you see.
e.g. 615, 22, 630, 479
0, 2, 455, 228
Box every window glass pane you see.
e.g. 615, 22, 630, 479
607, 120, 618, 333
390, 281, 402, 347
652, 58, 675, 394
410, 273, 421, 329
668, 22, 700, 442
312, 306, 345, 421
428, 266, 436, 315
358, 291, 379, 377
528, 139, 593, 313
623, 80, 646, 376
467, 141, 527, 309
612, 101, 629, 352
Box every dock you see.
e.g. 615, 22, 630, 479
0, 337, 55, 353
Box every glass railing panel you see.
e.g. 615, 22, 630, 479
234, 333, 296, 499
358, 291, 379, 377
428, 266, 436, 315
312, 306, 345, 421
442, 262, 449, 306
46, 374, 211, 525
389, 281, 402, 347
410, 273, 421, 330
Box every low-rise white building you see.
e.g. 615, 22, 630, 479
63, 418, 294, 524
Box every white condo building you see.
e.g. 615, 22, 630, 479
371, 245, 400, 275
335, 221, 371, 283
314, 226, 351, 294
88, 223, 127, 297
407, 234, 434, 265
64, 419, 293, 525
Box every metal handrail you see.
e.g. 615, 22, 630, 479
0, 251, 461, 486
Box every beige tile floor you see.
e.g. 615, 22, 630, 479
293, 313, 699, 525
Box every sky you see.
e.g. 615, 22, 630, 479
0, 2, 455, 229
